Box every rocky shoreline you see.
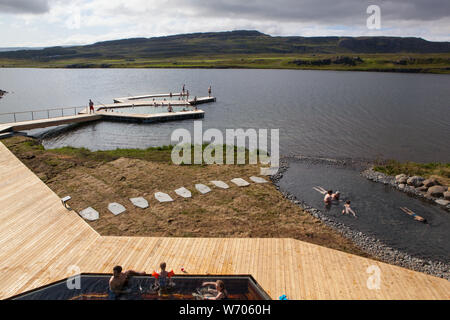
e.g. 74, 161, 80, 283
271, 157, 450, 280
362, 168, 450, 212
0, 89, 7, 99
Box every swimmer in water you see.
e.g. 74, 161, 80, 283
342, 200, 356, 217
400, 207, 426, 223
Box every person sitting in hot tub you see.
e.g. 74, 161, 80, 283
109, 265, 146, 296
201, 280, 228, 300
152, 262, 175, 290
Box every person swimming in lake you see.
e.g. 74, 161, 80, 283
313, 186, 340, 204
109, 265, 146, 296
201, 280, 228, 300
342, 200, 356, 217
332, 191, 340, 201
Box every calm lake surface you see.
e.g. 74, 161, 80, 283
0, 68, 449, 162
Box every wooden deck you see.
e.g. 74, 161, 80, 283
0, 114, 102, 133
98, 109, 205, 123
0, 141, 449, 300
0, 109, 204, 133
114, 93, 187, 103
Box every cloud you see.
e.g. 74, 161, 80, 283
0, 0, 50, 14
0, 0, 449, 47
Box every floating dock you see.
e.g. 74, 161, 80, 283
0, 92, 215, 134
113, 93, 216, 106
99, 109, 204, 123
0, 142, 449, 299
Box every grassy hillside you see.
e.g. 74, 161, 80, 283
0, 30, 449, 73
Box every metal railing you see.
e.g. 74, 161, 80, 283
0, 106, 87, 124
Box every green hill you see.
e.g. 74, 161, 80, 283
1, 30, 449, 73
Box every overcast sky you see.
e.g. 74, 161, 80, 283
0, 0, 449, 47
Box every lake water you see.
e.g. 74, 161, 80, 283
0, 68, 449, 162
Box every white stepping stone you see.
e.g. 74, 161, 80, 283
260, 167, 279, 176
79, 207, 99, 221
195, 183, 211, 194
230, 178, 250, 187
108, 202, 126, 216
175, 187, 192, 198
210, 180, 229, 189
250, 176, 268, 184
155, 192, 173, 202
130, 197, 149, 209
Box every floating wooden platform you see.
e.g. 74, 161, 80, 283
190, 97, 216, 105
99, 109, 204, 123
0, 142, 449, 300
114, 93, 187, 103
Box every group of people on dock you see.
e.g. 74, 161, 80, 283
109, 263, 228, 300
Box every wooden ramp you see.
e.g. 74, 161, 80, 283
0, 142, 449, 300
0, 114, 101, 133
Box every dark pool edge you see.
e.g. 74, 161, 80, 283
362, 168, 450, 213
271, 157, 450, 280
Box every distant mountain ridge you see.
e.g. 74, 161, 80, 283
1, 30, 449, 61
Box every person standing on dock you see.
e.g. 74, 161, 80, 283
208, 86, 212, 97
89, 99, 94, 114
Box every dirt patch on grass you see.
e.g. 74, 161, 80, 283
3, 136, 369, 257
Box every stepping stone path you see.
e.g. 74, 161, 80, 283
230, 178, 250, 187
129, 197, 149, 209
195, 183, 211, 194
260, 167, 279, 176
79, 207, 99, 221
155, 192, 173, 202
250, 176, 268, 184
210, 180, 230, 189
175, 187, 192, 198
108, 202, 126, 216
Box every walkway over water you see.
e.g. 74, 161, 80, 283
0, 93, 214, 134
0, 142, 448, 300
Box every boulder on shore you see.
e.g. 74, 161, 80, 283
435, 199, 450, 206
444, 191, 450, 201
407, 176, 424, 187
395, 174, 408, 184
423, 178, 439, 188
427, 185, 446, 197
417, 186, 428, 192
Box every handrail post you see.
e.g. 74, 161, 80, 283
47, 110, 50, 119
61, 108, 63, 117
31, 111, 34, 120
13, 113, 16, 122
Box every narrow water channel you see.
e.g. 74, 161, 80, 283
278, 159, 450, 264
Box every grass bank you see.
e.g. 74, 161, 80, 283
373, 160, 450, 185
1, 53, 450, 74
3, 136, 369, 258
